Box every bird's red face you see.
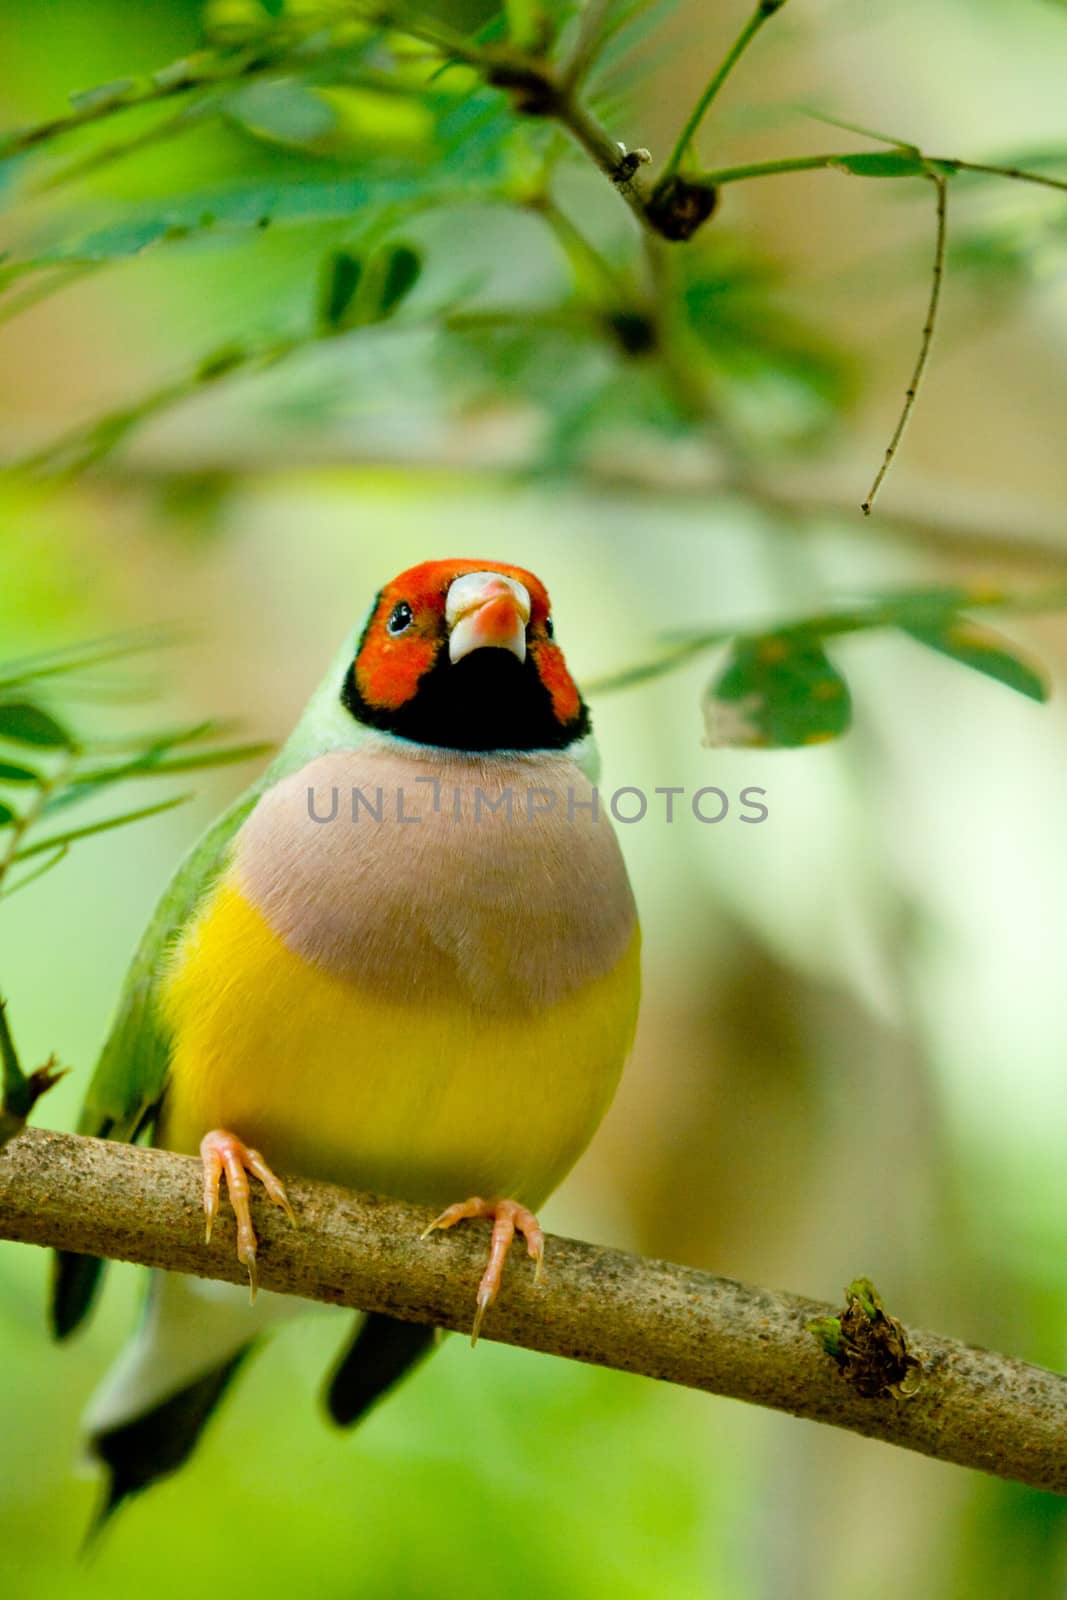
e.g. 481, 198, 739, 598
342, 560, 589, 752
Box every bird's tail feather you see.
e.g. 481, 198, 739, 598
325, 1312, 437, 1426
80, 1281, 436, 1536
85, 1345, 251, 1544
52, 1250, 107, 1342
81, 1269, 299, 1535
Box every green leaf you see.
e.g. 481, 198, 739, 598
129, 738, 272, 774
318, 249, 363, 331
13, 794, 190, 862
899, 617, 1048, 703
0, 702, 73, 748
54, 739, 271, 800
0, 630, 176, 692
319, 242, 423, 331
226, 79, 341, 152
831, 150, 931, 179
378, 244, 422, 317
0, 169, 479, 291
0, 761, 39, 784
77, 715, 236, 756
860, 586, 977, 628
703, 635, 852, 748
0, 799, 14, 826
226, 82, 431, 159
196, 343, 247, 382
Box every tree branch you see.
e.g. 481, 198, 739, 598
1, 1128, 1064, 1496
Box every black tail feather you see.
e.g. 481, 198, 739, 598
85, 1345, 253, 1543
325, 1313, 437, 1427
52, 1251, 107, 1342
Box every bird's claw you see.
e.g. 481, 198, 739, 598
422, 1196, 545, 1346
199, 1128, 296, 1303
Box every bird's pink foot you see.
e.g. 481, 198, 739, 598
199, 1128, 296, 1302
422, 1196, 545, 1345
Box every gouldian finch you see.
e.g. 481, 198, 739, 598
52, 560, 640, 1521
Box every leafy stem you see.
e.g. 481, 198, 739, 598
0, 46, 279, 159
583, 581, 1067, 699
698, 148, 1067, 198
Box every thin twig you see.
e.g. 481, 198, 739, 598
2, 1127, 1066, 1495
560, 0, 615, 93
549, 90, 657, 231
661, 0, 788, 181
534, 195, 630, 300
0, 49, 275, 159
0, 755, 73, 890
862, 173, 948, 516
951, 157, 1067, 197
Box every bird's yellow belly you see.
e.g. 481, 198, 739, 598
158, 880, 640, 1210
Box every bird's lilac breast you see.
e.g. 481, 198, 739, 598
231, 745, 638, 1013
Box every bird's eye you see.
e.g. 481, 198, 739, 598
544, 616, 555, 639
387, 602, 413, 636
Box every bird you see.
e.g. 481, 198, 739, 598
52, 559, 641, 1526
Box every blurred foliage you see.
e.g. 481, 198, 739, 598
1, 0, 1063, 502
3, 0, 1066, 726
0, 636, 270, 899
0, 635, 268, 1132
2, 0, 1067, 1595
590, 584, 1051, 749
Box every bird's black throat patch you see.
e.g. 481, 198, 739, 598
341, 647, 589, 752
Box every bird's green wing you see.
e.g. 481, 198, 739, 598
52, 780, 267, 1338
74, 787, 264, 1143
53, 620, 366, 1339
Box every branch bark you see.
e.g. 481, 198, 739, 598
2, 1127, 1065, 1496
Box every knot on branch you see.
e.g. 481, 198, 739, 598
0, 997, 68, 1152
604, 310, 657, 357
808, 1277, 923, 1400
646, 175, 719, 242
0, 1056, 68, 1151
486, 60, 560, 118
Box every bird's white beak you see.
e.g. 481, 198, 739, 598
446, 571, 531, 665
